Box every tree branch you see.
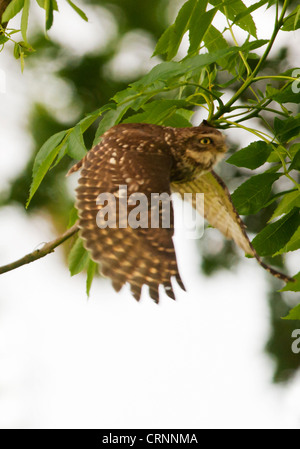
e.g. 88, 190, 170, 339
0, 224, 79, 275
212, 0, 290, 122
0, 0, 13, 26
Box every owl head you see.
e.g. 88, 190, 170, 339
168, 121, 228, 180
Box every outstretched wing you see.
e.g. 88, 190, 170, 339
172, 171, 293, 283
70, 125, 185, 303
172, 171, 254, 255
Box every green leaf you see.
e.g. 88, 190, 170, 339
113, 48, 237, 115
232, 0, 269, 24
240, 39, 268, 54
67, 125, 87, 160
86, 259, 97, 297
133, 62, 184, 88
161, 108, 194, 128
167, 0, 198, 59
188, 4, 216, 55
280, 273, 300, 295
13, 42, 21, 59
18, 40, 33, 51
77, 110, 100, 133
2, 0, 24, 23
50, 110, 100, 164
275, 226, 300, 255
12, 40, 35, 69
282, 303, 300, 320
93, 104, 130, 146
270, 191, 300, 220
267, 145, 287, 163
68, 206, 79, 228
45, 0, 54, 31
48, 140, 68, 169
26, 130, 67, 207
231, 173, 281, 215
289, 143, 300, 159
36, 0, 58, 10
209, 0, 257, 37
123, 99, 189, 125
252, 209, 300, 257
21, 0, 30, 42
274, 114, 300, 142
265, 85, 279, 99
153, 0, 198, 59
183, 47, 236, 73
110, 49, 237, 131
68, 237, 90, 276
7, 29, 21, 36
0, 35, 9, 45
203, 24, 229, 53
66, 0, 88, 21
135, 48, 238, 90
282, 5, 300, 31
268, 79, 300, 105
153, 27, 173, 58
227, 141, 272, 170
290, 147, 300, 171
203, 25, 232, 71
113, 86, 153, 111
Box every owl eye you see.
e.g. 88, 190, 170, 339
200, 137, 212, 145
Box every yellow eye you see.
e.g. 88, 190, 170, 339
200, 137, 212, 145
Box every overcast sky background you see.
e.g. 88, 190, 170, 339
0, 1, 300, 429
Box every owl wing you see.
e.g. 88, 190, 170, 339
171, 171, 254, 255
71, 127, 185, 303
171, 171, 292, 283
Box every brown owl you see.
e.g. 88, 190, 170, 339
68, 122, 292, 302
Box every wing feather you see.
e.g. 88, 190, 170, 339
73, 125, 185, 302
172, 171, 293, 283
172, 171, 254, 255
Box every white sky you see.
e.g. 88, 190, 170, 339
0, 0, 300, 429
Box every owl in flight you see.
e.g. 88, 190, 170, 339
68, 122, 291, 303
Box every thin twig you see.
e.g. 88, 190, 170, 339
0, 224, 79, 275
212, 0, 290, 121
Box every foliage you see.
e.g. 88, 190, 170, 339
0, 0, 87, 70
1, 2, 300, 347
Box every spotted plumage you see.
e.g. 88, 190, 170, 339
68, 122, 292, 303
